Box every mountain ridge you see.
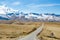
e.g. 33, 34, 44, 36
0, 5, 60, 22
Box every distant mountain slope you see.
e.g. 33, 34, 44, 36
0, 16, 9, 20
0, 5, 60, 22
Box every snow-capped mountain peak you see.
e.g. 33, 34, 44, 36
0, 5, 18, 14
0, 5, 60, 22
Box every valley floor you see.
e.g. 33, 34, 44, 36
0, 22, 60, 40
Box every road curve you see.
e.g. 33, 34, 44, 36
17, 23, 44, 40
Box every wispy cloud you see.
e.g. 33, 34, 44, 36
22, 4, 60, 13
12, 2, 21, 6
26, 4, 60, 8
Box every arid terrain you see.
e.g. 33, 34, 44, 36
38, 22, 60, 40
0, 21, 60, 40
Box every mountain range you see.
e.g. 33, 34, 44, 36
0, 5, 60, 22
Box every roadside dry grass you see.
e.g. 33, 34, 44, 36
0, 22, 60, 40
0, 22, 41, 40
38, 22, 60, 40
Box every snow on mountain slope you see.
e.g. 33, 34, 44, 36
0, 5, 18, 14
0, 5, 60, 21
0, 5, 19, 20
0, 5, 7, 14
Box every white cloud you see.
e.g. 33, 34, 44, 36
12, 2, 20, 6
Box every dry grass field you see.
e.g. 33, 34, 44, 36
38, 22, 60, 40
0, 22, 41, 40
0, 22, 60, 40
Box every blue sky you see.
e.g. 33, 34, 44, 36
0, 0, 60, 14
